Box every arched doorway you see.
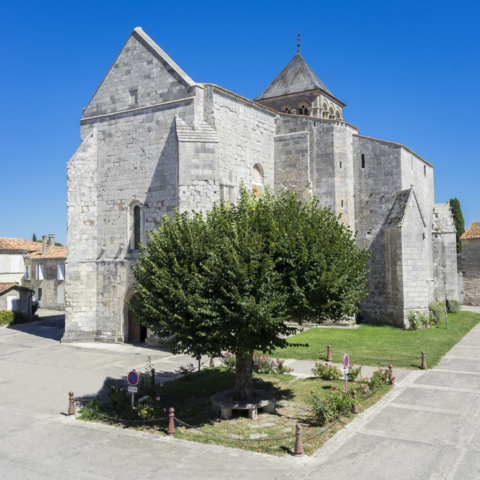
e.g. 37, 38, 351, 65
125, 292, 147, 343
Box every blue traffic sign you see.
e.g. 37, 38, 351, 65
127, 370, 139, 386
343, 354, 349, 368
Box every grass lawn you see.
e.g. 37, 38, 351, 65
270, 310, 480, 369
78, 368, 391, 456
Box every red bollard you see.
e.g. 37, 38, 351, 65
293, 423, 304, 456
167, 407, 175, 436
68, 391, 75, 415
209, 356, 215, 368
351, 390, 359, 414
327, 345, 332, 362
421, 351, 427, 370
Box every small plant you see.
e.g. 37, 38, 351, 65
275, 358, 293, 374
220, 352, 236, 371
0, 310, 14, 325
253, 353, 277, 374
429, 301, 445, 324
311, 387, 353, 425
177, 363, 195, 379
136, 396, 163, 421
407, 310, 432, 330
347, 364, 362, 381
448, 299, 461, 314
367, 368, 394, 389
311, 362, 342, 380
107, 385, 130, 411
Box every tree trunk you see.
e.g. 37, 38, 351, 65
234, 352, 254, 401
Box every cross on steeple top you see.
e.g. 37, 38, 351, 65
297, 31, 301, 53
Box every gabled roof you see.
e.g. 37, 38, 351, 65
26, 246, 67, 259
0, 238, 41, 253
386, 188, 426, 228
461, 222, 480, 240
0, 283, 34, 295
255, 52, 335, 101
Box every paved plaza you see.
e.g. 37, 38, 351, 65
0, 309, 479, 479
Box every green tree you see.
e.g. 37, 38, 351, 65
449, 198, 465, 253
131, 189, 369, 400
32, 233, 37, 242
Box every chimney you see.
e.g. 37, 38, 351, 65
42, 235, 47, 255
49, 234, 55, 248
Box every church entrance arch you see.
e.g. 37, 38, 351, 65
124, 290, 147, 343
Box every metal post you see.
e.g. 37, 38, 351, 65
197, 355, 201, 376
344, 369, 348, 390
68, 392, 75, 415
131, 392, 135, 411
167, 408, 175, 436
445, 291, 449, 330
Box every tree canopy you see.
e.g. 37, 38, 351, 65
131, 188, 369, 399
449, 198, 465, 253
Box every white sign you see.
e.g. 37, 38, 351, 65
127, 386, 138, 393
344, 367, 349, 375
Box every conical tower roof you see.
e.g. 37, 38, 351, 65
255, 52, 333, 101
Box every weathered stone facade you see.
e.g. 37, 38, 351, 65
63, 27, 457, 342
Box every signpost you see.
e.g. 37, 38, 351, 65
343, 354, 349, 389
445, 293, 450, 330
127, 370, 139, 410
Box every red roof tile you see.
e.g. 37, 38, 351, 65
26, 246, 67, 259
0, 238, 42, 252
461, 222, 480, 240
0, 283, 34, 295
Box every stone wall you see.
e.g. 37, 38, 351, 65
459, 239, 480, 305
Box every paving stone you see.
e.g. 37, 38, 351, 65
249, 433, 268, 439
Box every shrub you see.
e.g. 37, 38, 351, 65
448, 300, 461, 314
368, 368, 394, 389
311, 387, 353, 424
107, 385, 130, 412
429, 301, 445, 324
275, 358, 293, 374
407, 310, 432, 330
136, 396, 164, 421
0, 310, 14, 325
220, 352, 236, 371
177, 363, 195, 379
311, 362, 342, 380
347, 365, 362, 381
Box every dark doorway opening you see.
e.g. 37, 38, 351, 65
127, 295, 147, 343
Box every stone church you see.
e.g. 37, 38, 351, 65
62, 27, 458, 343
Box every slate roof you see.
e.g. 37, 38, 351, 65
0, 283, 34, 295
461, 222, 480, 240
0, 238, 41, 252
26, 246, 67, 259
255, 53, 335, 101
386, 188, 425, 227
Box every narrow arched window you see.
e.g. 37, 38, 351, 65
134, 206, 141, 250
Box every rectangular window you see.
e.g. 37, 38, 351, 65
57, 264, 65, 281
339, 162, 342, 169
424, 165, 426, 177
37, 264, 44, 280
25, 265, 31, 280
57, 287, 65, 304
341, 200, 344, 208
411, 157, 413, 170
11, 255, 21, 272
361, 154, 365, 169
37, 288, 43, 303
129, 89, 138, 105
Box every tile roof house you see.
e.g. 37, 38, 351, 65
22, 236, 67, 311
0, 238, 41, 283
0, 282, 34, 317
459, 222, 480, 305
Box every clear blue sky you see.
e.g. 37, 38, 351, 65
1, 0, 478, 245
